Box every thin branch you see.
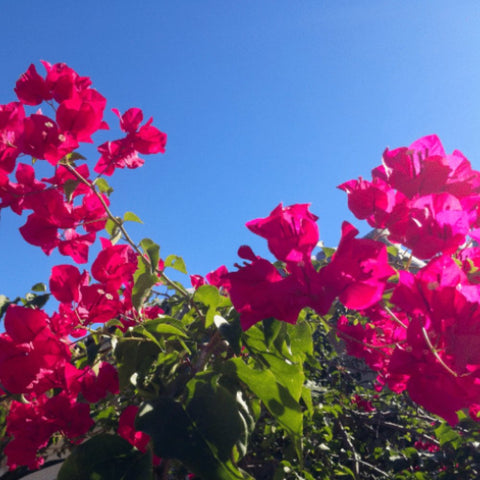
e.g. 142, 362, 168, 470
64, 163, 191, 299
421, 327, 458, 378
338, 419, 360, 479
383, 304, 407, 329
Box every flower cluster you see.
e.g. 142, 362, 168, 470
338, 135, 480, 259
221, 203, 394, 331
217, 134, 480, 427
337, 135, 480, 426
0, 62, 166, 470
0, 62, 166, 263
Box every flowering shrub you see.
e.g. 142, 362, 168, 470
2, 63, 480, 479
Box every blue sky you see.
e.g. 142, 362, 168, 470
1, 1, 480, 299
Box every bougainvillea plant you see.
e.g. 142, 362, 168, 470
2, 62, 480, 479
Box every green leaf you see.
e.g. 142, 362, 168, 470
228, 358, 303, 439
131, 272, 158, 311
195, 284, 223, 305
57, 434, 153, 480
115, 338, 160, 390
289, 320, 313, 359
195, 285, 230, 328
66, 151, 87, 162
263, 317, 282, 349
136, 398, 251, 480
434, 422, 461, 447
63, 179, 80, 201
25, 293, 50, 309
134, 318, 188, 341
301, 385, 314, 416
105, 218, 116, 236
0, 295, 12, 318
334, 465, 355, 478
31, 282, 47, 293
105, 217, 123, 243
322, 246, 336, 259
185, 378, 247, 462
164, 254, 187, 274
95, 177, 114, 195
242, 323, 269, 353
139, 238, 160, 273
124, 211, 143, 224
387, 245, 399, 257
86, 340, 101, 365
260, 351, 305, 401
217, 315, 243, 356
105, 318, 126, 330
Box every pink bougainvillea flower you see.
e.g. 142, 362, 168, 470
246, 203, 319, 264
29, 188, 75, 228
42, 164, 91, 199
0, 102, 25, 174
94, 107, 166, 176
14, 64, 51, 106
387, 344, 476, 426
4, 305, 50, 344
95, 138, 144, 176
49, 264, 86, 303
41, 61, 92, 103
0, 306, 71, 394
351, 394, 375, 412
469, 403, 480, 422
19, 213, 60, 254
74, 190, 109, 233
414, 440, 440, 453
76, 283, 123, 325
5, 399, 54, 470
114, 107, 167, 155
43, 392, 94, 440
320, 222, 395, 310
22, 113, 77, 165
336, 305, 408, 377
226, 246, 307, 330
56, 88, 108, 143
382, 139, 451, 199
19, 187, 78, 255
77, 362, 119, 403
142, 304, 165, 320
381, 253, 480, 425
0, 335, 42, 393
58, 229, 96, 264
205, 265, 231, 289
338, 175, 406, 230
341, 135, 480, 259
383, 134, 480, 199
190, 274, 206, 289
190, 266, 231, 290
91, 240, 137, 290
0, 163, 46, 214
49, 303, 87, 338
388, 193, 470, 259
118, 405, 151, 453
4, 436, 45, 471
458, 247, 480, 284
4, 389, 94, 470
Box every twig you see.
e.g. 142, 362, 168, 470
63, 163, 208, 321
338, 419, 360, 479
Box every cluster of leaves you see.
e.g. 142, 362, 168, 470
241, 310, 480, 480
4, 285, 480, 479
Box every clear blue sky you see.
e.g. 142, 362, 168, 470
1, 1, 480, 299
